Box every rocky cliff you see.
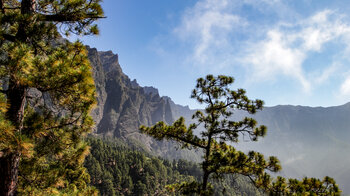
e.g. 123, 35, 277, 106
87, 47, 200, 161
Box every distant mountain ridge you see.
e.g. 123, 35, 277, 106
87, 47, 350, 194
171, 99, 350, 194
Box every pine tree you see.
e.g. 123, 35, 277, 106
0, 0, 103, 195
141, 75, 281, 195
140, 75, 341, 195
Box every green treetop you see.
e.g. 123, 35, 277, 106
0, 0, 103, 195
140, 75, 340, 195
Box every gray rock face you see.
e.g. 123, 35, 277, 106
88, 47, 107, 129
87, 47, 200, 160
88, 47, 173, 137
143, 86, 159, 96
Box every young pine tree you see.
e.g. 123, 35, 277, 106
0, 0, 103, 195
140, 75, 340, 195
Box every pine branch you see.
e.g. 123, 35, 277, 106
2, 34, 16, 42
160, 131, 206, 149
3, 7, 21, 10
38, 13, 106, 22
44, 116, 81, 131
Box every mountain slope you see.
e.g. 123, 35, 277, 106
171, 103, 350, 194
87, 47, 200, 161
244, 104, 350, 194
85, 137, 264, 196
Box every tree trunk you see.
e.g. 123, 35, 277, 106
0, 0, 33, 193
201, 169, 209, 194
201, 134, 212, 195
21, 0, 36, 14
0, 82, 26, 195
0, 152, 21, 196
201, 129, 214, 195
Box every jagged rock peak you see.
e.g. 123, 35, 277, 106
143, 86, 159, 96
97, 50, 121, 74
131, 79, 139, 88
98, 50, 118, 62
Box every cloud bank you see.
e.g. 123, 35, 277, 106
173, 0, 350, 100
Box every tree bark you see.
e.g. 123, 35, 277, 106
20, 0, 35, 14
201, 132, 213, 194
0, 81, 26, 195
201, 169, 209, 194
0, 152, 21, 196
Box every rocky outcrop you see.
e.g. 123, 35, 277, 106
88, 47, 107, 129
87, 47, 200, 160
98, 52, 172, 137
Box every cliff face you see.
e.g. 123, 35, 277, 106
88, 47, 107, 129
87, 47, 194, 159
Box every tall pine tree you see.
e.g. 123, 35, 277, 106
0, 0, 103, 195
141, 75, 281, 195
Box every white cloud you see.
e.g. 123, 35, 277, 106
243, 30, 310, 91
174, 0, 245, 69
243, 9, 350, 92
299, 10, 350, 52
173, 0, 350, 96
340, 76, 350, 98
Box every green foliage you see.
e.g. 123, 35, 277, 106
140, 75, 341, 195
0, 90, 16, 154
267, 176, 340, 196
84, 137, 263, 196
85, 138, 183, 195
85, 137, 184, 195
0, 0, 103, 194
6, 40, 98, 194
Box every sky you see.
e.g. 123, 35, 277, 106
72, 0, 350, 109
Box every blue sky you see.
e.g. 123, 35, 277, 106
75, 0, 350, 109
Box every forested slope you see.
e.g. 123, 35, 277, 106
84, 137, 263, 196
